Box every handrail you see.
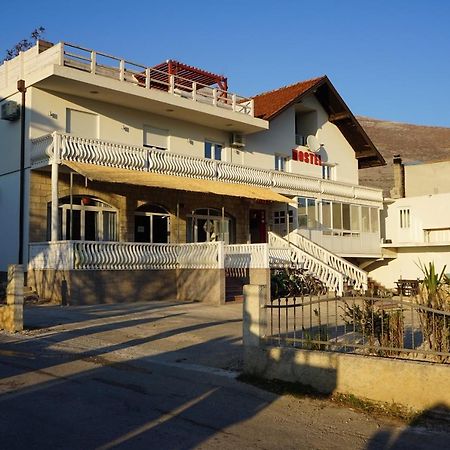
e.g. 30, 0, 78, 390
268, 232, 344, 296
287, 231, 368, 292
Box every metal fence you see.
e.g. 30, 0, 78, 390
265, 294, 450, 364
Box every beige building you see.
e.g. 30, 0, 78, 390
0, 40, 385, 304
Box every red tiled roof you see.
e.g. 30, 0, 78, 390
253, 76, 326, 120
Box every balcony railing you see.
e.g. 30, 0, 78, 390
0, 42, 253, 116
31, 132, 383, 204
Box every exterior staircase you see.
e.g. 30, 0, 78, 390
268, 231, 368, 295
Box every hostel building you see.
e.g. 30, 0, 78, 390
0, 41, 385, 304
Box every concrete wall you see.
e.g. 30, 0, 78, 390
384, 193, 450, 245
0, 90, 32, 270
29, 88, 236, 162
405, 161, 450, 196
244, 346, 450, 412
29, 267, 225, 305
368, 245, 450, 289
245, 97, 359, 184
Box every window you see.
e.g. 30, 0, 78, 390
143, 125, 168, 150
49, 196, 117, 241
342, 203, 351, 231
332, 203, 342, 230
298, 197, 317, 229
322, 201, 332, 233
275, 154, 287, 171
273, 210, 293, 225
370, 208, 379, 233
204, 141, 222, 161
361, 207, 370, 232
351, 205, 360, 232
135, 204, 170, 243
400, 208, 410, 229
322, 164, 335, 180
188, 208, 234, 244
66, 109, 98, 138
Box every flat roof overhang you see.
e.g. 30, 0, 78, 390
31, 65, 268, 134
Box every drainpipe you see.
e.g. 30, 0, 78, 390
17, 80, 26, 265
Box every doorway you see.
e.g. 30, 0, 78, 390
249, 209, 267, 243
134, 204, 170, 243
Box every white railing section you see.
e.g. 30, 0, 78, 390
29, 241, 222, 271
224, 244, 269, 269
287, 231, 368, 292
268, 232, 344, 296
30, 132, 383, 204
60, 42, 254, 116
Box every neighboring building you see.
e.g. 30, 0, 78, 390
0, 40, 384, 303
368, 157, 450, 288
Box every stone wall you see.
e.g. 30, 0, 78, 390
28, 267, 225, 305
29, 170, 265, 244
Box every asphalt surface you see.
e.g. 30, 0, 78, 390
0, 301, 449, 449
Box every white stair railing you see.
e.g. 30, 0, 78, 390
268, 232, 344, 296
286, 231, 368, 292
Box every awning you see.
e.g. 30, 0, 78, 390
63, 161, 291, 203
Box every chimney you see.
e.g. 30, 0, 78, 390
390, 154, 405, 198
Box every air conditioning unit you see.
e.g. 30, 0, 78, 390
1, 101, 20, 121
231, 133, 245, 148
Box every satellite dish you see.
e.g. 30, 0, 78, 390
306, 135, 321, 153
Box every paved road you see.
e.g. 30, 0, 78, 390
0, 302, 448, 449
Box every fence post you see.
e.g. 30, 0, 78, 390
243, 284, 267, 347
1, 265, 24, 332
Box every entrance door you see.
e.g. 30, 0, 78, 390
249, 209, 267, 243
134, 205, 170, 243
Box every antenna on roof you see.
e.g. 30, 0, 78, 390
306, 135, 321, 153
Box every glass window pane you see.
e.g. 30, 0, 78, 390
332, 203, 342, 230
307, 199, 316, 228
215, 144, 222, 161
342, 204, 351, 231
351, 205, 360, 231
361, 207, 370, 232
103, 211, 117, 241
370, 208, 379, 233
204, 142, 212, 159
322, 201, 331, 228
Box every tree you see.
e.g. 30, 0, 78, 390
3, 27, 45, 62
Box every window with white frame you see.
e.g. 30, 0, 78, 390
143, 125, 169, 150
322, 164, 336, 180
204, 141, 223, 161
273, 210, 293, 225
399, 208, 411, 229
321, 201, 378, 236
66, 109, 99, 139
298, 197, 317, 229
274, 154, 287, 171
48, 196, 117, 241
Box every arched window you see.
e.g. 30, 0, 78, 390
134, 204, 170, 243
187, 208, 234, 244
48, 196, 117, 241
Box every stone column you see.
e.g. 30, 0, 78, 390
3, 264, 24, 332
243, 284, 267, 347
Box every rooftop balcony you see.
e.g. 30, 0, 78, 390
1, 41, 267, 133
31, 132, 383, 206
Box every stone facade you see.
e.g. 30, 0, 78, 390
29, 169, 266, 244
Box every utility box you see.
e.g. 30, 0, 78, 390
1, 101, 20, 121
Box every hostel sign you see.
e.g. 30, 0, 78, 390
292, 149, 322, 166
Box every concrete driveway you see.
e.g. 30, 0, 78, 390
0, 301, 449, 449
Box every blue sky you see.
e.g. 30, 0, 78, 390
2, 0, 450, 127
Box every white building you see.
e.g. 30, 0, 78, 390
368, 157, 450, 288
0, 40, 385, 304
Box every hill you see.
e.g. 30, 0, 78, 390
357, 117, 450, 196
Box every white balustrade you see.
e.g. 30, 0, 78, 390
224, 244, 269, 269
30, 132, 383, 206
268, 232, 344, 296
29, 241, 221, 271
286, 231, 368, 292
